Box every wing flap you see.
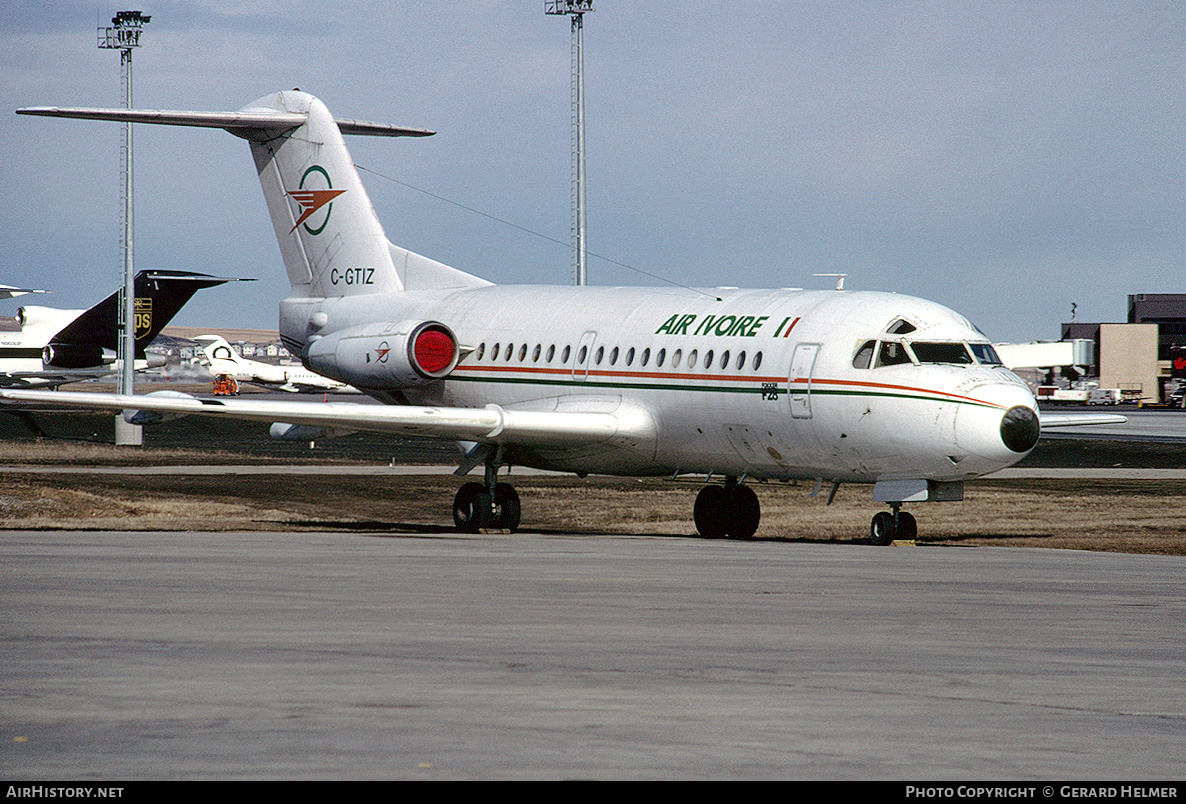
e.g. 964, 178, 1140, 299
0, 390, 655, 448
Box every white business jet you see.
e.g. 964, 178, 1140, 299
6, 91, 1124, 542
194, 334, 357, 394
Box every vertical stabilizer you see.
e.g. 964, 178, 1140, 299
243, 92, 402, 298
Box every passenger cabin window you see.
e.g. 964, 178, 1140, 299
911, 342, 974, 365
476, 343, 486, 360
853, 340, 875, 369
877, 341, 912, 367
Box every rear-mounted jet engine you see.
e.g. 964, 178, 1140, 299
305, 320, 459, 389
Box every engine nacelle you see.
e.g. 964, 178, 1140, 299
17, 305, 84, 333
43, 343, 115, 369
305, 320, 459, 389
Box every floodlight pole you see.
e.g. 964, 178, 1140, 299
98, 11, 150, 445
546, 1, 593, 286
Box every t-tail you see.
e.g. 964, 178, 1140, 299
19, 91, 491, 309
43, 270, 232, 369
193, 335, 249, 371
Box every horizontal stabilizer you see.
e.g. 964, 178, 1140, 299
17, 106, 434, 138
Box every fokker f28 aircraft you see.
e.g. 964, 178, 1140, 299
7, 92, 1124, 542
195, 334, 357, 394
1, 270, 233, 388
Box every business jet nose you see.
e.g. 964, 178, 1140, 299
954, 381, 1039, 465
1000, 405, 1040, 453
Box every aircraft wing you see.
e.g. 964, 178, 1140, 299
0, 389, 655, 448
0, 368, 115, 389
0, 285, 46, 301
1039, 412, 1128, 428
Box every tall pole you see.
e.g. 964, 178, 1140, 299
99, 11, 150, 445
573, 12, 587, 286
546, 1, 593, 286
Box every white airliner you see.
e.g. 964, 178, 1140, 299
194, 334, 357, 394
0, 270, 232, 389
6, 91, 1124, 542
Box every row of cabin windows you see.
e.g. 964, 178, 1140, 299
473, 341, 764, 373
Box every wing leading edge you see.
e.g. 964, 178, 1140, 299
0, 390, 655, 449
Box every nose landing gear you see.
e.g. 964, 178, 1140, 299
694, 476, 761, 539
870, 504, 917, 545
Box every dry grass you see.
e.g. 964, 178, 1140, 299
3, 471, 1185, 555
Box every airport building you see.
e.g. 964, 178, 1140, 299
1059, 293, 1186, 403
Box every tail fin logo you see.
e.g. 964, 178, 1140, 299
287, 165, 346, 235
134, 298, 152, 339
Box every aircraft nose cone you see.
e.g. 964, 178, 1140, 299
1000, 405, 1040, 453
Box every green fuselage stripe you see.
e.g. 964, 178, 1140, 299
447, 372, 1003, 409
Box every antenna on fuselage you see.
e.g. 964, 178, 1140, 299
814, 273, 848, 291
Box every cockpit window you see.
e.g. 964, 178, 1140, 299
970, 343, 1003, 365
853, 340, 875, 369
911, 342, 974, 365
877, 341, 912, 367
887, 319, 917, 335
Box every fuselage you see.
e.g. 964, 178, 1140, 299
284, 285, 1039, 482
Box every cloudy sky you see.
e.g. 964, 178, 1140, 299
1, 1, 1183, 343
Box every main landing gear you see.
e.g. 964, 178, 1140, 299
869, 504, 917, 546
693, 476, 760, 540
452, 461, 520, 533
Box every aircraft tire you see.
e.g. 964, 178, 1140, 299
870, 511, 896, 545
727, 484, 760, 540
494, 483, 521, 532
693, 485, 729, 539
452, 482, 493, 533
896, 511, 917, 541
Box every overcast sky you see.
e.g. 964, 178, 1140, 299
2, 1, 1183, 343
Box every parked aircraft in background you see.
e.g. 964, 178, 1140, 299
6, 92, 1124, 541
195, 334, 357, 393
0, 270, 234, 389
